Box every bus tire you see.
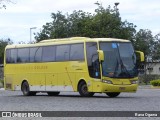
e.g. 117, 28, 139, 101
78, 81, 94, 97
47, 92, 60, 96
106, 92, 120, 98
21, 81, 31, 96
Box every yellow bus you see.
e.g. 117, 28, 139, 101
4, 37, 144, 97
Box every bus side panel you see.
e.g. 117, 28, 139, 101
92, 80, 102, 92
68, 61, 87, 92
58, 73, 74, 91
55, 61, 75, 92
45, 73, 58, 91
29, 73, 45, 91
67, 72, 76, 91
14, 74, 26, 91
5, 74, 14, 90
4, 64, 15, 91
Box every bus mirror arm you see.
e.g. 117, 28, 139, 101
135, 51, 144, 62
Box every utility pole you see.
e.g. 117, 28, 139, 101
114, 2, 119, 15
30, 27, 37, 43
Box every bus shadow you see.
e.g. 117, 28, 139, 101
50, 95, 136, 99
5, 91, 136, 98
11, 94, 137, 99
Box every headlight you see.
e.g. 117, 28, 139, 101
130, 80, 138, 84
102, 80, 113, 84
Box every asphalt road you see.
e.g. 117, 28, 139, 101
0, 88, 160, 120
0, 88, 160, 111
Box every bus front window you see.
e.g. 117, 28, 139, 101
100, 42, 137, 78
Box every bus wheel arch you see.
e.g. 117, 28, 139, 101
78, 79, 94, 97
77, 79, 86, 90
21, 80, 36, 96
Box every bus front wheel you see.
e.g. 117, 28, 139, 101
78, 81, 94, 97
21, 81, 36, 96
106, 92, 120, 98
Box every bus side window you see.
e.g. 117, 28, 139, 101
42, 46, 56, 62
70, 44, 84, 61
10, 49, 17, 63
34, 47, 42, 62
56, 45, 70, 61
17, 48, 29, 63
30, 47, 37, 62
6, 49, 11, 63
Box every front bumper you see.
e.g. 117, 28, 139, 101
101, 83, 138, 92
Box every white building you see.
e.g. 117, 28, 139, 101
145, 62, 160, 75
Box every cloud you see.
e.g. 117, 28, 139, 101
3, 0, 97, 13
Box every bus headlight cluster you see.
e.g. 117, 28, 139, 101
130, 80, 138, 84
102, 80, 113, 84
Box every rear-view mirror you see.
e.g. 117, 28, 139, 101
135, 51, 144, 62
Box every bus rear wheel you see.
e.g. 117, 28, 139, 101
78, 81, 94, 97
21, 81, 36, 96
47, 92, 60, 96
106, 92, 120, 98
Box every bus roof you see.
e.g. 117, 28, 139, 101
5, 37, 131, 49
39, 37, 130, 43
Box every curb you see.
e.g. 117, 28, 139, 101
138, 85, 151, 89
150, 86, 160, 89
138, 85, 160, 89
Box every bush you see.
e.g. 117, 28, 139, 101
139, 75, 160, 84
150, 80, 160, 86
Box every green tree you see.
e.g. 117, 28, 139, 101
152, 33, 160, 60
0, 38, 13, 64
134, 29, 155, 85
67, 10, 93, 37
92, 3, 136, 40
35, 2, 136, 43
134, 29, 154, 60
35, 10, 93, 41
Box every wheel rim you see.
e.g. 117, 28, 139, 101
81, 84, 88, 94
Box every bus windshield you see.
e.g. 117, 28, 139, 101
100, 42, 138, 78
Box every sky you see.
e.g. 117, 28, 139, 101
0, 0, 160, 43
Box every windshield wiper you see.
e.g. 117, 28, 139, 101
119, 61, 131, 78
113, 57, 131, 78
113, 58, 119, 78
115, 43, 131, 78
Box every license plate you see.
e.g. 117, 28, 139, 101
119, 87, 125, 90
